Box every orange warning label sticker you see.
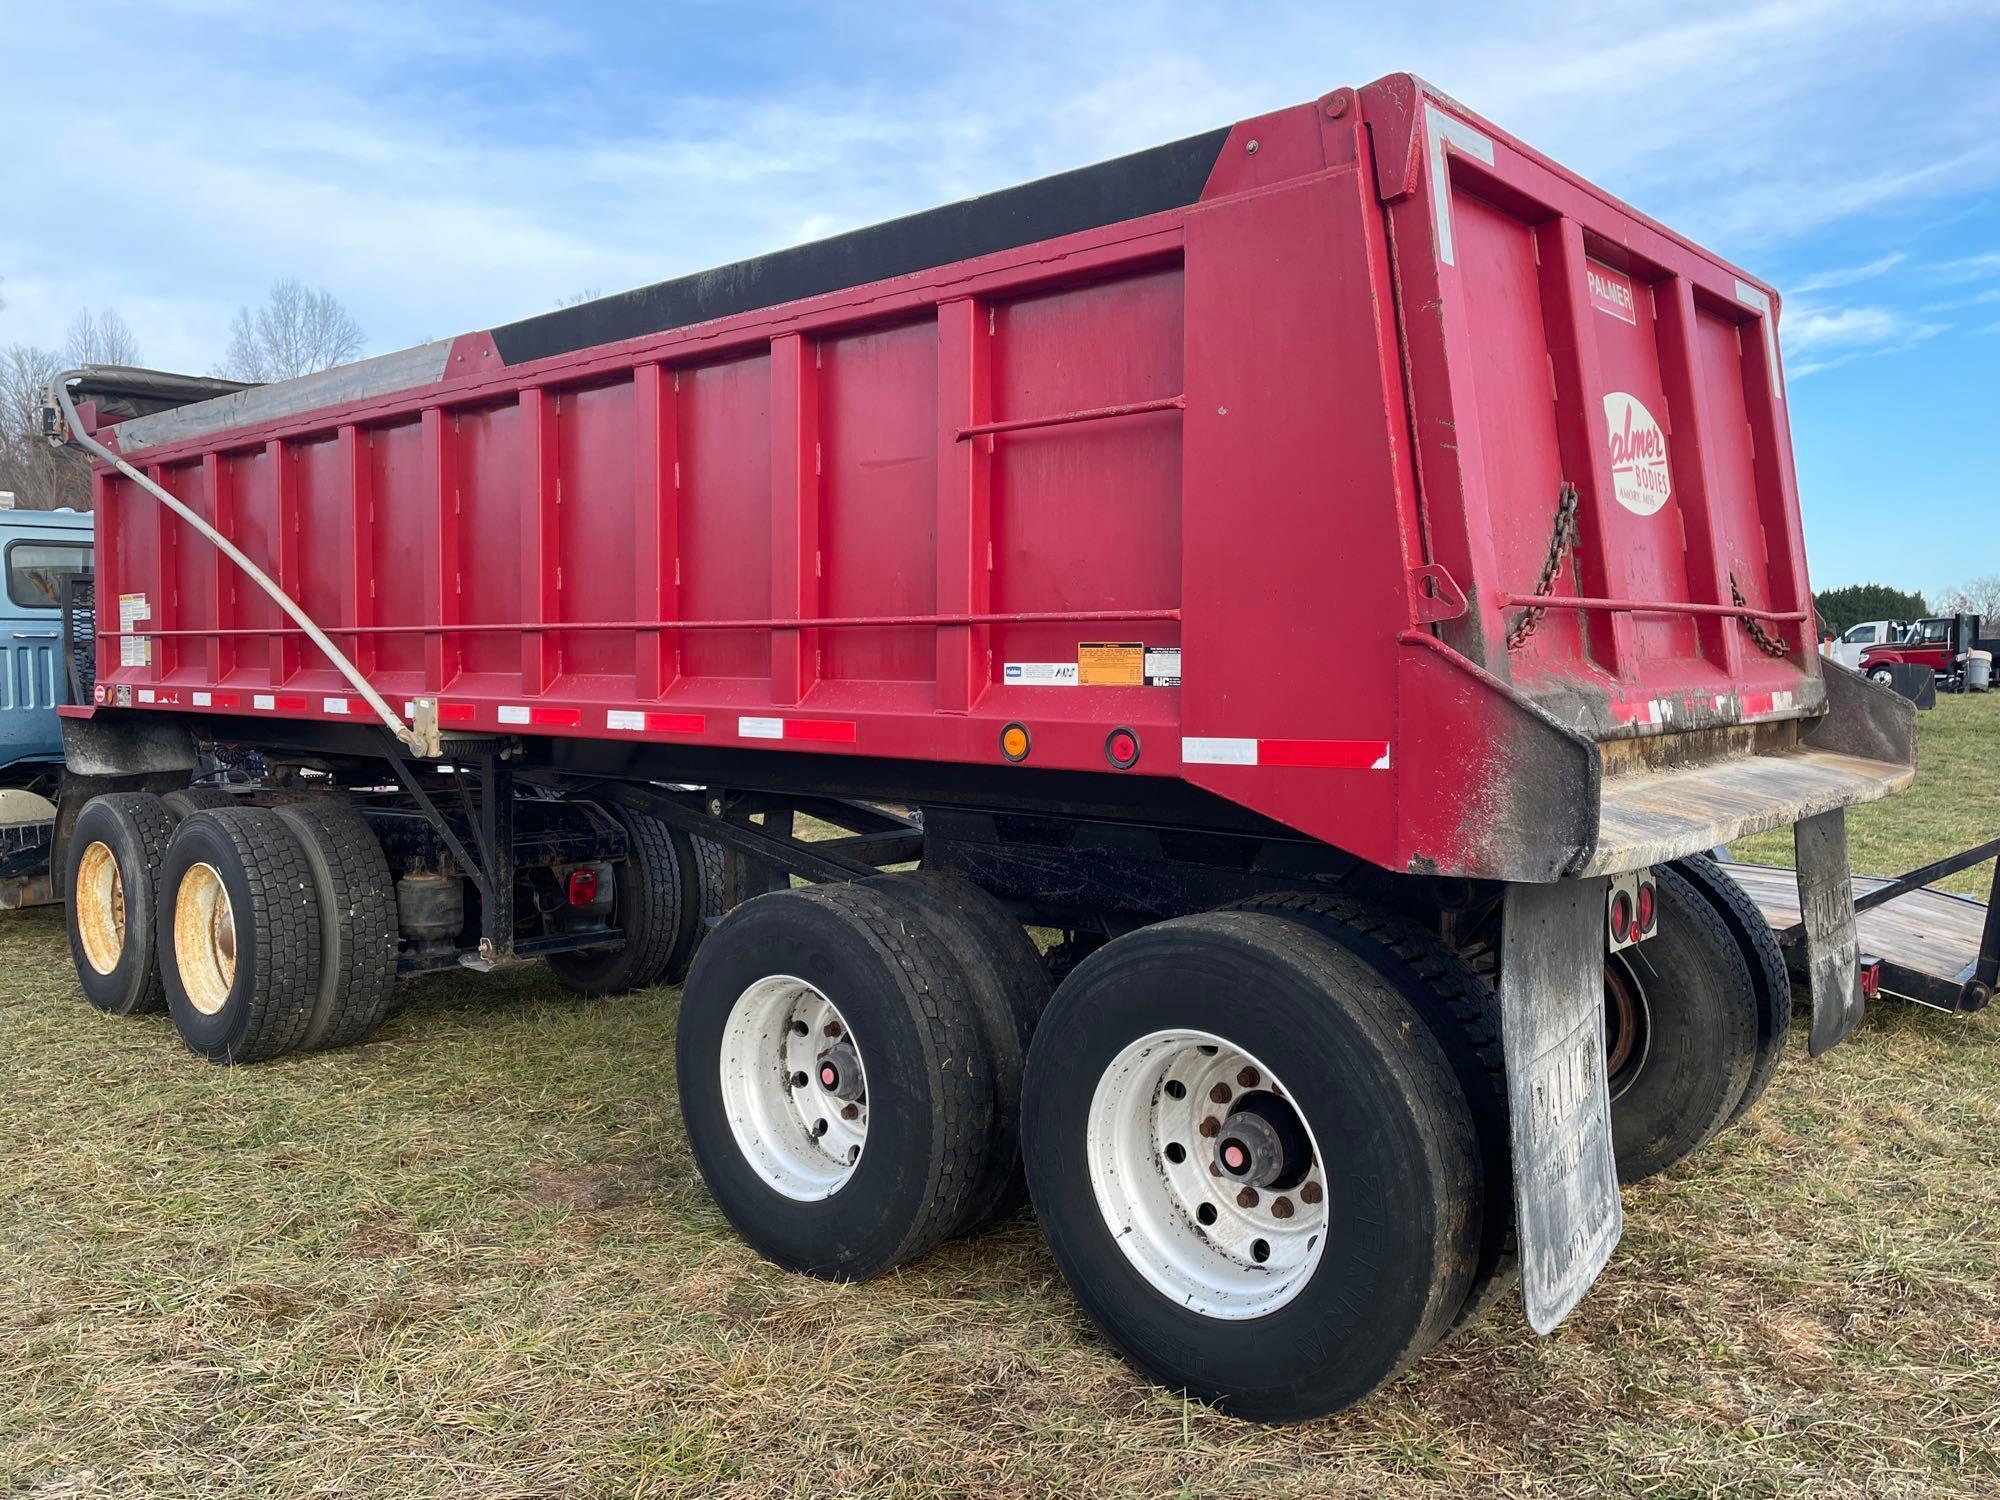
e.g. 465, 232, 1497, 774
1077, 642, 1144, 686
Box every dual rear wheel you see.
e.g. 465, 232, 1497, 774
66, 791, 396, 1064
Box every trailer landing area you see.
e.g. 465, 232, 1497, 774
1718, 856, 1996, 1014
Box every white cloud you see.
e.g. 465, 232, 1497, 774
4, 0, 2000, 374
1934, 251, 2000, 282
1790, 252, 1906, 294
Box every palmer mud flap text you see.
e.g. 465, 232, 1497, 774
1795, 808, 1867, 1055
1498, 877, 1624, 1333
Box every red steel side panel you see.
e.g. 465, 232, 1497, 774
88, 73, 1824, 879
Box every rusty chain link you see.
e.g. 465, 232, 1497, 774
1505, 481, 1580, 651
1730, 573, 1792, 657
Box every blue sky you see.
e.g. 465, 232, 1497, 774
3, 0, 1995, 598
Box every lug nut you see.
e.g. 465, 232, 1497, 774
1272, 1196, 1294, 1219
1198, 1116, 1221, 1139
1237, 1066, 1260, 1088
1236, 1187, 1259, 1209
824, 1021, 843, 1038
1209, 1083, 1232, 1104
841, 1103, 859, 1120
1300, 1181, 1323, 1205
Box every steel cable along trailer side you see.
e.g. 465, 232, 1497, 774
52, 71, 1916, 1422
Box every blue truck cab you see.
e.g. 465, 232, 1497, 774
0, 508, 92, 780
0, 507, 92, 906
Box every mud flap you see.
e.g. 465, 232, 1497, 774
1498, 876, 1623, 1334
1794, 808, 1865, 1056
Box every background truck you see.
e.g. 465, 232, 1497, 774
1827, 617, 1909, 671
1860, 613, 1990, 690
0, 507, 93, 908
42, 72, 1916, 1422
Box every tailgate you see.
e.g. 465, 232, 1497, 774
1363, 76, 1814, 743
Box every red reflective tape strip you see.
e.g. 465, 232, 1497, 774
1256, 738, 1390, 770
439, 702, 477, 724
530, 706, 581, 728
275, 694, 309, 712
649, 711, 705, 734
784, 719, 857, 744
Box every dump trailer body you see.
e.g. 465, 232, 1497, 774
78, 74, 1908, 884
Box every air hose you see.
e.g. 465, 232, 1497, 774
49, 369, 422, 752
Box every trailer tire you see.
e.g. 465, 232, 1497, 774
866, 871, 1051, 1234
161, 787, 239, 823
1233, 891, 1515, 1331
274, 800, 397, 1051
665, 834, 727, 984
157, 808, 322, 1064
1022, 911, 1479, 1422
1671, 855, 1792, 1127
548, 808, 689, 997
678, 882, 994, 1280
66, 792, 177, 1017
1606, 865, 1759, 1182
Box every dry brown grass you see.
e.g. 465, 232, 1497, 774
3, 702, 1997, 1496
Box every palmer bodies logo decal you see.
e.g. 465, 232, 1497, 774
1602, 391, 1672, 516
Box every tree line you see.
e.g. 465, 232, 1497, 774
0, 278, 364, 509
1814, 578, 2000, 636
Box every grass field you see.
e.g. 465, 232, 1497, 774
3, 701, 1996, 1497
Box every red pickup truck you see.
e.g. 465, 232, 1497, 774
1860, 615, 1985, 685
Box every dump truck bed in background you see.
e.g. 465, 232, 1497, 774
78, 73, 1908, 884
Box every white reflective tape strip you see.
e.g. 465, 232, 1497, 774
137, 688, 157, 703
606, 709, 645, 731
1425, 102, 1494, 268
403, 701, 416, 719
253, 694, 276, 710
738, 716, 784, 740
1372, 748, 1393, 770
1182, 737, 1258, 766
192, 691, 212, 707
323, 696, 350, 714
497, 705, 530, 725
1733, 279, 1783, 401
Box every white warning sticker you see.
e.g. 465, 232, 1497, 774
117, 592, 151, 667
1004, 662, 1079, 686
1143, 647, 1182, 686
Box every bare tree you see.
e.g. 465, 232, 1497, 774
1939, 575, 2000, 618
557, 288, 602, 308
64, 306, 141, 367
216, 278, 365, 383
0, 344, 89, 508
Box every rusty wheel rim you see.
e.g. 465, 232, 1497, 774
173, 861, 238, 1016
75, 840, 127, 975
1603, 955, 1652, 1103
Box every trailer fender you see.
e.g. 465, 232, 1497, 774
1495, 875, 1623, 1333
59, 710, 196, 778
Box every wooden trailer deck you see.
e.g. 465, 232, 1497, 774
1717, 859, 1994, 1012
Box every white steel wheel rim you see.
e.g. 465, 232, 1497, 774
173, 862, 238, 1017
1087, 1029, 1329, 1320
718, 976, 868, 1200
75, 840, 126, 975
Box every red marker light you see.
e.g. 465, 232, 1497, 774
1610, 891, 1633, 944
1105, 727, 1141, 769
567, 869, 600, 906
1636, 880, 1656, 933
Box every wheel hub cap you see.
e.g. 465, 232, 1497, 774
719, 977, 868, 1200
1086, 1030, 1329, 1320
173, 861, 237, 1016
74, 840, 126, 976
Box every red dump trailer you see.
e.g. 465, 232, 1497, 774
49, 73, 1916, 1421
